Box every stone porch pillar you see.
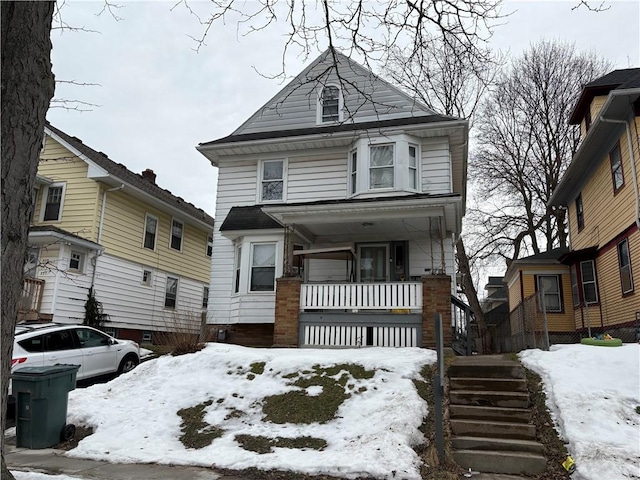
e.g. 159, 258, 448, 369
273, 276, 302, 347
422, 274, 453, 348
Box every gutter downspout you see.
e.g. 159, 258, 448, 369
600, 115, 640, 230
92, 184, 124, 286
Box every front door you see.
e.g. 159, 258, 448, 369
359, 244, 388, 282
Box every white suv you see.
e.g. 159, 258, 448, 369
12, 323, 140, 388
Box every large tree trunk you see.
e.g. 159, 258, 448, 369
1, 3, 55, 478
456, 237, 490, 353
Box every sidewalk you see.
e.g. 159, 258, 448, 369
6, 444, 532, 480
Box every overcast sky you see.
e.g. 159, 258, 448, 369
47, 1, 639, 219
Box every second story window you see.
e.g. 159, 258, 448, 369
575, 193, 584, 230
260, 159, 285, 202
143, 214, 158, 250
42, 184, 65, 221
320, 85, 340, 123
610, 142, 624, 192
369, 144, 394, 189
206, 233, 213, 257
170, 219, 184, 251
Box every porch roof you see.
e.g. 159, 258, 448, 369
29, 225, 104, 251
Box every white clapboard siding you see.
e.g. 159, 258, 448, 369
421, 137, 451, 194
234, 51, 434, 136
288, 154, 348, 202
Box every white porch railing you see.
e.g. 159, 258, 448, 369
300, 282, 422, 310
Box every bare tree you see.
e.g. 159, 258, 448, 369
471, 40, 610, 267
1, 2, 56, 479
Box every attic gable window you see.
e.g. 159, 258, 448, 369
318, 85, 342, 124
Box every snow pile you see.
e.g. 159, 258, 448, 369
520, 343, 640, 480
66, 344, 435, 480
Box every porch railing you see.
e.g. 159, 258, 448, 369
451, 296, 474, 355
19, 277, 45, 313
300, 282, 422, 311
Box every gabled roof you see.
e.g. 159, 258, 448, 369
569, 68, 640, 124
44, 122, 214, 229
504, 247, 570, 283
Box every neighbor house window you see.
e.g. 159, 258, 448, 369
202, 286, 209, 309
570, 265, 580, 307
42, 184, 64, 221
234, 245, 242, 293
142, 269, 152, 286
369, 144, 394, 189
575, 193, 584, 230
142, 331, 152, 343
24, 248, 39, 278
618, 239, 633, 294
250, 243, 276, 292
584, 109, 592, 132
580, 260, 598, 304
69, 251, 84, 272
350, 150, 358, 195
260, 159, 285, 202
206, 233, 213, 257
164, 276, 178, 309
408, 145, 418, 190
320, 85, 340, 122
170, 219, 184, 251
536, 275, 562, 312
144, 214, 158, 250
610, 142, 624, 192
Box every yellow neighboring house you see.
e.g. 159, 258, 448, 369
22, 122, 215, 344
504, 68, 640, 346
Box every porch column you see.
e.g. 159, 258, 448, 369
273, 276, 302, 347
422, 274, 452, 348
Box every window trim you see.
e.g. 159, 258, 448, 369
579, 260, 598, 305
249, 242, 277, 293
143, 214, 158, 251
368, 143, 396, 190
170, 218, 184, 252
317, 84, 343, 124
202, 286, 209, 309
575, 193, 584, 231
408, 144, 419, 191
618, 238, 634, 295
40, 183, 66, 222
258, 159, 287, 203
349, 149, 358, 196
535, 274, 563, 313
234, 244, 242, 294
610, 142, 624, 193
141, 268, 153, 287
164, 275, 179, 309
68, 250, 85, 273
206, 233, 213, 257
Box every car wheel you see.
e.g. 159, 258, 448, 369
118, 354, 139, 374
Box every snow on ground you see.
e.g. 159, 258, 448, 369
12, 473, 85, 480
65, 344, 435, 480
139, 347, 154, 359
520, 344, 640, 480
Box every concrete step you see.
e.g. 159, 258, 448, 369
449, 376, 527, 392
449, 390, 529, 409
450, 419, 536, 440
451, 436, 544, 454
448, 362, 525, 380
453, 449, 547, 476
450, 405, 532, 423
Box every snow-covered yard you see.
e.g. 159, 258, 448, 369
10, 343, 640, 480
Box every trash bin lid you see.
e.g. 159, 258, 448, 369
12, 364, 80, 377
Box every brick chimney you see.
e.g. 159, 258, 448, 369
141, 169, 156, 184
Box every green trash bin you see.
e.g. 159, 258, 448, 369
11, 364, 80, 449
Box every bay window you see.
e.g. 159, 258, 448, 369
250, 243, 276, 292
369, 144, 394, 189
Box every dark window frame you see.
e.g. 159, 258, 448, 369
164, 276, 179, 309
320, 85, 340, 123
43, 184, 64, 222
617, 238, 634, 295
610, 142, 624, 193
170, 219, 184, 251
535, 274, 563, 313
144, 214, 158, 250
575, 193, 584, 230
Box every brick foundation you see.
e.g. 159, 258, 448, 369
213, 323, 275, 347
273, 276, 302, 347
422, 274, 453, 348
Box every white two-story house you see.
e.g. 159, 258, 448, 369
198, 48, 469, 348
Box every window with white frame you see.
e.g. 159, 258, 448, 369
408, 145, 418, 190
618, 239, 633, 294
69, 251, 85, 272
250, 243, 276, 292
350, 150, 358, 195
580, 260, 598, 304
536, 275, 562, 312
206, 233, 213, 257
319, 85, 341, 123
42, 184, 65, 221
142, 268, 152, 286
260, 160, 285, 202
369, 144, 394, 189
170, 219, 184, 251
165, 276, 178, 309
143, 214, 158, 250
234, 245, 242, 293
202, 286, 209, 309
24, 247, 40, 278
